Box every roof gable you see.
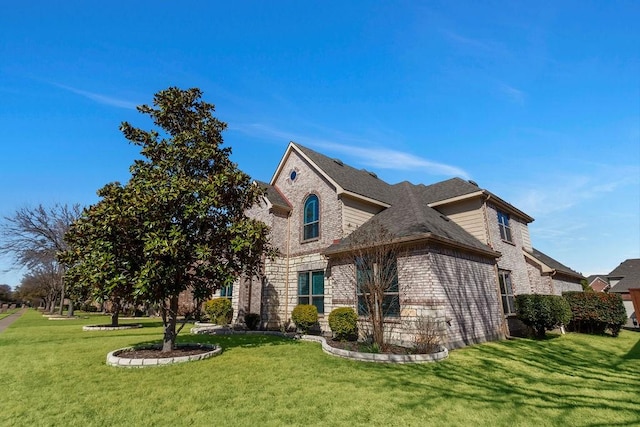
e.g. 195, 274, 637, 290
271, 142, 394, 206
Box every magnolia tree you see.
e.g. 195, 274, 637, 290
63, 87, 272, 352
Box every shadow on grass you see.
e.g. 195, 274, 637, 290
123, 332, 299, 352
339, 332, 640, 426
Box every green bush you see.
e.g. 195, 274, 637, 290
515, 294, 572, 338
564, 291, 627, 336
244, 313, 261, 330
291, 304, 318, 334
328, 307, 358, 341
203, 298, 233, 325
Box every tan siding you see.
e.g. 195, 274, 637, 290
521, 224, 533, 251
435, 199, 487, 244
341, 196, 385, 236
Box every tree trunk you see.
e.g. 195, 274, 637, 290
111, 310, 119, 327
67, 299, 74, 317
161, 295, 179, 352
58, 283, 65, 316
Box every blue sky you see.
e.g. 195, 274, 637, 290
1, 1, 638, 286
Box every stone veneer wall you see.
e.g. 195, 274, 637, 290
328, 244, 503, 349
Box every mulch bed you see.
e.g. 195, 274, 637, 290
117, 345, 212, 359
325, 339, 417, 355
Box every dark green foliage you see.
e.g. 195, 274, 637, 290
328, 307, 358, 341
515, 294, 572, 338
61, 87, 273, 351
244, 313, 260, 330
204, 298, 233, 325
291, 304, 318, 334
564, 291, 627, 336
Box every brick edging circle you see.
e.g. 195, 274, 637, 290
83, 324, 143, 331
106, 343, 222, 367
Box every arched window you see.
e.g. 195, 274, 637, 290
303, 194, 319, 240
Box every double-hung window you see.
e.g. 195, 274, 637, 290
498, 270, 515, 315
497, 210, 513, 242
303, 195, 319, 240
298, 270, 324, 314
356, 256, 400, 317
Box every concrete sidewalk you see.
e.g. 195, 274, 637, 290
0, 308, 27, 333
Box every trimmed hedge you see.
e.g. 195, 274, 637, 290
515, 294, 572, 338
563, 291, 627, 336
203, 298, 233, 325
328, 307, 358, 341
291, 304, 318, 334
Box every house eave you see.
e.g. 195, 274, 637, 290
323, 232, 500, 259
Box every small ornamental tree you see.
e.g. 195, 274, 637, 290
515, 294, 572, 338
62, 183, 142, 327
63, 87, 272, 352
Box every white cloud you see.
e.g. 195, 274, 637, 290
53, 83, 138, 109
499, 83, 525, 104
512, 166, 640, 218
234, 123, 469, 179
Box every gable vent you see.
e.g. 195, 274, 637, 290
333, 158, 344, 166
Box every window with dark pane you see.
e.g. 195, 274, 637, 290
303, 194, 319, 240
497, 210, 513, 242
499, 270, 515, 315
220, 284, 233, 299
356, 256, 400, 317
298, 270, 324, 314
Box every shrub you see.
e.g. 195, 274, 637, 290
328, 307, 358, 341
291, 304, 318, 334
203, 298, 233, 325
244, 313, 261, 330
515, 294, 571, 338
413, 315, 445, 354
564, 291, 627, 336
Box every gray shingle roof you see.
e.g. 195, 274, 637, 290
529, 248, 584, 279
608, 258, 640, 293
293, 143, 395, 205
417, 177, 482, 203
324, 181, 498, 257
255, 180, 291, 211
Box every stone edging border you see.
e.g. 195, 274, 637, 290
107, 343, 222, 368
83, 324, 143, 331
191, 327, 448, 364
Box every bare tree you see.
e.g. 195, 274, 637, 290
0, 204, 81, 315
15, 262, 63, 311
329, 221, 408, 350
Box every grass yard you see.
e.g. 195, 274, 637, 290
1, 309, 638, 427
0, 308, 19, 321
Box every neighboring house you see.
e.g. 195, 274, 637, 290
608, 259, 640, 327
586, 275, 610, 293
231, 142, 583, 349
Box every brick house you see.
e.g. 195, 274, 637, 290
586, 275, 610, 293
225, 142, 583, 349
608, 259, 640, 327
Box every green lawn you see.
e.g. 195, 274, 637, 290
0, 308, 19, 320
1, 309, 638, 427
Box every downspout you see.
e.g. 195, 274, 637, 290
284, 212, 291, 329
483, 193, 509, 338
